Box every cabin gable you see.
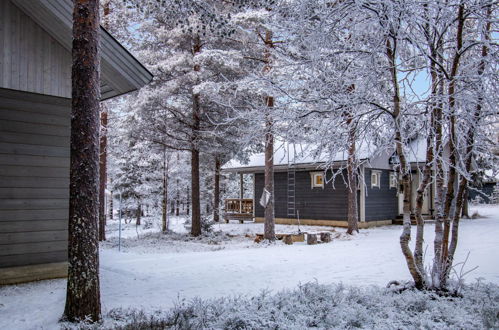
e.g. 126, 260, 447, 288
0, 0, 71, 98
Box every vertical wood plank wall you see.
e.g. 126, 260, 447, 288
0, 0, 71, 99
0, 88, 70, 268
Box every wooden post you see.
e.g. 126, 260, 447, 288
239, 172, 244, 213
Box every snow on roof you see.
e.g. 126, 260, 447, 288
405, 138, 428, 163
223, 140, 377, 171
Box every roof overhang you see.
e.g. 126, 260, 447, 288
223, 159, 369, 174
12, 0, 153, 100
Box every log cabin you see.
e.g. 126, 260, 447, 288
0, 0, 152, 284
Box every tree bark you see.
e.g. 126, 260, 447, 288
189, 35, 201, 236
443, 3, 491, 287
387, 37, 425, 289
186, 186, 189, 215
213, 157, 221, 222
162, 148, 168, 232
441, 3, 465, 273
346, 110, 358, 235
191, 146, 200, 236
109, 185, 113, 220
64, 0, 101, 322
263, 29, 275, 241
136, 202, 141, 226
264, 110, 275, 241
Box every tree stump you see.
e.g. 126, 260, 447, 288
307, 233, 318, 245
320, 232, 332, 243
283, 235, 293, 245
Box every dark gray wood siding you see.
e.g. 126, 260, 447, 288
364, 169, 398, 221
255, 170, 350, 221
0, 88, 69, 268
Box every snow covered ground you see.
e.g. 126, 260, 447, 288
1, 204, 498, 329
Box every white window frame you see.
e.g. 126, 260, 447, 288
389, 172, 398, 189
371, 170, 381, 188
310, 172, 324, 189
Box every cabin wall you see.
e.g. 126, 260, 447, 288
468, 182, 497, 204
0, 88, 70, 269
0, 0, 71, 98
255, 170, 350, 221
364, 168, 398, 221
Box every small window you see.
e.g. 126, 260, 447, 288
311, 172, 324, 188
389, 173, 398, 189
371, 170, 381, 188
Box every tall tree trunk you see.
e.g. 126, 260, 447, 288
432, 71, 446, 285
264, 111, 275, 241
387, 37, 425, 289
263, 29, 275, 241
64, 0, 101, 322
213, 157, 221, 222
432, 3, 465, 288
443, 3, 491, 287
346, 110, 358, 235
98, 108, 107, 242
191, 147, 200, 235
190, 35, 201, 236
441, 3, 465, 272
162, 148, 168, 232
413, 19, 441, 276
136, 201, 141, 226
186, 197, 188, 214
109, 183, 113, 220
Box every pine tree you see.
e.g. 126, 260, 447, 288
63, 0, 101, 322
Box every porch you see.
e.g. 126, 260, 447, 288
223, 198, 254, 223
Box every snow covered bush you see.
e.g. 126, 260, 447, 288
68, 281, 499, 329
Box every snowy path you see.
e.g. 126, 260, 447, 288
1, 205, 498, 329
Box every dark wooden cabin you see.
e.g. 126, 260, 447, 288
223, 142, 399, 228
0, 0, 152, 285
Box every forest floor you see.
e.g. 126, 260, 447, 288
0, 204, 498, 329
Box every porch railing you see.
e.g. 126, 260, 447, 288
224, 198, 253, 214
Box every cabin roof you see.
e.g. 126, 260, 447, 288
222, 137, 442, 174
11, 0, 153, 100
222, 140, 376, 173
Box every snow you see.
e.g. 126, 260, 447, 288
405, 137, 429, 163
1, 204, 498, 329
223, 139, 381, 171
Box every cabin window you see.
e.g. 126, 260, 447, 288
389, 173, 398, 189
371, 170, 381, 188
311, 172, 324, 188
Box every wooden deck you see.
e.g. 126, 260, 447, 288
224, 198, 254, 223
